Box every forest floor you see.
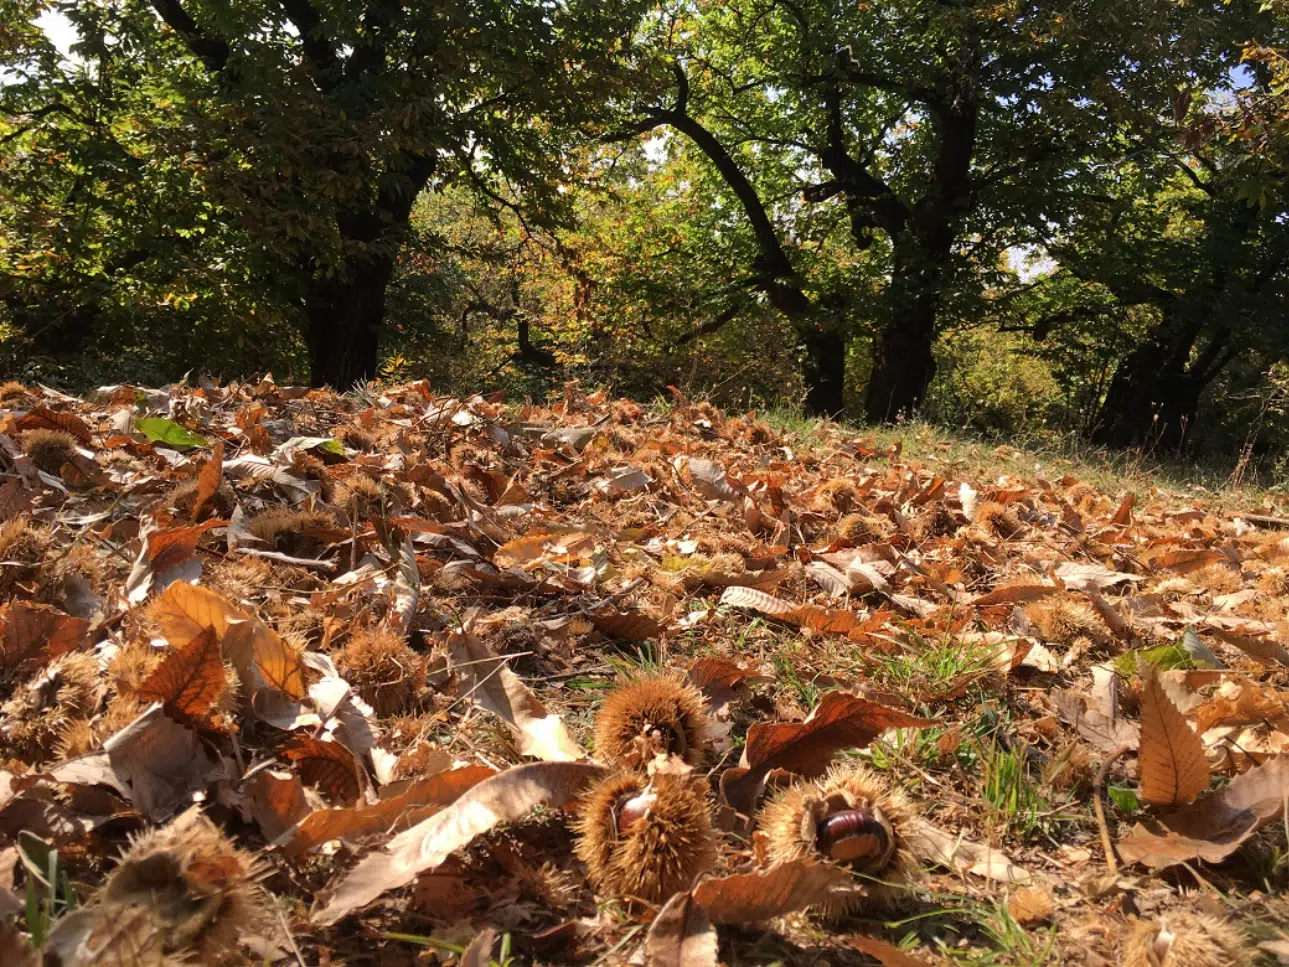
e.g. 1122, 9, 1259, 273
0, 377, 1287, 967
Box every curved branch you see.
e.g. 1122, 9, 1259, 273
149, 0, 230, 72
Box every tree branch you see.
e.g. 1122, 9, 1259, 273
279, 0, 342, 88
149, 0, 230, 72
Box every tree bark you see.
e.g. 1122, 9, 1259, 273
303, 256, 394, 388
1090, 315, 1231, 450
801, 325, 847, 417
864, 308, 937, 422
863, 239, 947, 422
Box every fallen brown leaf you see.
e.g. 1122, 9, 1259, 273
135, 625, 226, 724
1137, 660, 1210, 806
691, 860, 852, 924
314, 761, 606, 924
719, 691, 931, 816
190, 439, 224, 521
276, 765, 495, 857
644, 891, 717, 967
0, 602, 88, 670
447, 631, 585, 761
282, 735, 365, 806
846, 936, 934, 966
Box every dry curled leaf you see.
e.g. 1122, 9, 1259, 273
447, 631, 585, 762
276, 765, 495, 857
1137, 660, 1210, 807
314, 761, 606, 924
644, 891, 717, 967
719, 691, 931, 816
691, 860, 852, 924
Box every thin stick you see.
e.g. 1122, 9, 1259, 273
234, 546, 337, 572
276, 904, 307, 967
1093, 744, 1131, 875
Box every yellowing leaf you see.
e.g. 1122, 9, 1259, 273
151, 583, 305, 703
1137, 660, 1210, 806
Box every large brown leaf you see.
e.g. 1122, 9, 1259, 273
644, 891, 717, 967
447, 631, 585, 762
588, 608, 666, 642
190, 439, 224, 521
276, 765, 495, 857
151, 583, 306, 703
135, 625, 225, 723
314, 761, 606, 924
16, 406, 92, 444
719, 691, 931, 816
691, 861, 852, 924
0, 603, 88, 670
282, 735, 365, 806
245, 769, 311, 842
1137, 660, 1210, 806
1119, 756, 1289, 869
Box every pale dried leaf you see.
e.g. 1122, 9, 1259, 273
909, 822, 1032, 884
447, 632, 585, 761
644, 891, 717, 967
314, 761, 606, 924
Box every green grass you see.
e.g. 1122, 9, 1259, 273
754, 400, 1286, 513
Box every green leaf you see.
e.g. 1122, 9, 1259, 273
319, 438, 345, 455
136, 417, 208, 448
1107, 785, 1140, 813
1113, 643, 1194, 677
1178, 627, 1224, 669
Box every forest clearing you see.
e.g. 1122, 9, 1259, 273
0, 379, 1286, 965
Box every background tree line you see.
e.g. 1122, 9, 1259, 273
1, 0, 1286, 458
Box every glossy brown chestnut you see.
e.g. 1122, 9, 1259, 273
615, 789, 658, 836
815, 807, 895, 869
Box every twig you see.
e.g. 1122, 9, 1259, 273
276, 904, 308, 967
234, 547, 337, 572
1093, 744, 1131, 875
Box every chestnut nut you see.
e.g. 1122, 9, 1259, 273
815, 807, 895, 870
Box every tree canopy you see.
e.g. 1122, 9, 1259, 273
1, 0, 1287, 455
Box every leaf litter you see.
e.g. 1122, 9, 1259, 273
0, 379, 1285, 963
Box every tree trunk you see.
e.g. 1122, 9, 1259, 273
864, 313, 937, 422
1090, 314, 1230, 450
801, 326, 847, 417
863, 247, 942, 422
304, 254, 395, 388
